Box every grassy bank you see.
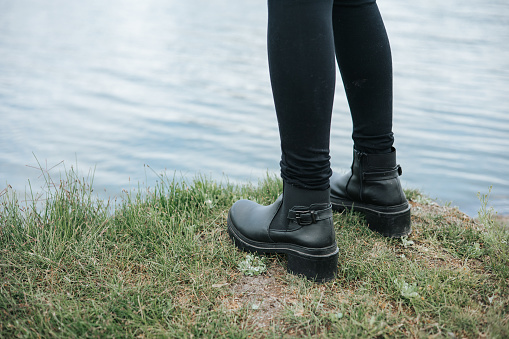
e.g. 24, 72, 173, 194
1, 169, 508, 338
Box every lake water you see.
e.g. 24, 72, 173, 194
1, 0, 508, 216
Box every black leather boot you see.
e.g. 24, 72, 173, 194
227, 182, 338, 282
330, 147, 411, 237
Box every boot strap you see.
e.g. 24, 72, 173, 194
363, 165, 402, 181
287, 204, 333, 226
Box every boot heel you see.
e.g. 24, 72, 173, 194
365, 206, 411, 238
287, 251, 338, 282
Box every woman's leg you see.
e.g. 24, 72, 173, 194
330, 0, 411, 237
227, 0, 339, 282
333, 0, 393, 154
268, 0, 336, 190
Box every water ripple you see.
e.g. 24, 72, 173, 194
1, 0, 508, 216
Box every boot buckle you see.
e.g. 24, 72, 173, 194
295, 210, 317, 226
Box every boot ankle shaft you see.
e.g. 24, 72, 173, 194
349, 148, 406, 206
283, 182, 330, 207
354, 147, 397, 170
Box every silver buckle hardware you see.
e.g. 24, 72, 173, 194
295, 210, 317, 226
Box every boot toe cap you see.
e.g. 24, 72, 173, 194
228, 198, 280, 243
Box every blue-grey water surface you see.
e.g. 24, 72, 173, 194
1, 0, 508, 216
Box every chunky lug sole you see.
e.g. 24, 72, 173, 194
331, 198, 411, 238
227, 212, 339, 282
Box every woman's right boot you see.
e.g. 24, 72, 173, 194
330, 147, 411, 237
227, 182, 338, 282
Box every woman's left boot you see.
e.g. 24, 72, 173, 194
330, 147, 411, 237
227, 182, 339, 282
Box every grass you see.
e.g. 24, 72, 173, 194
1, 167, 508, 338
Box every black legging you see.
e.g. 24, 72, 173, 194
268, 0, 394, 190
